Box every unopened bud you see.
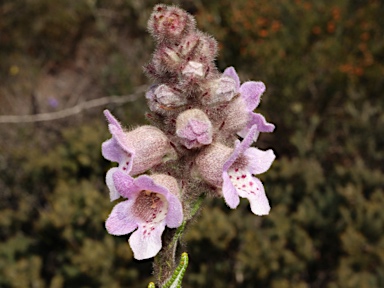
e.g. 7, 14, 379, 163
176, 109, 213, 149
219, 97, 249, 136
195, 32, 218, 60
152, 46, 182, 73
201, 75, 237, 105
195, 143, 233, 186
148, 4, 195, 43
146, 85, 187, 114
178, 33, 200, 56
182, 61, 204, 78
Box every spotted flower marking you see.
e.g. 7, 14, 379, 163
227, 168, 270, 215
105, 170, 183, 260
222, 125, 275, 215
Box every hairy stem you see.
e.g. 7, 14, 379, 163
153, 194, 205, 287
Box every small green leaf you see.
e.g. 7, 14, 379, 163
163, 252, 189, 288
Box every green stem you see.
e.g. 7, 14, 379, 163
152, 193, 205, 287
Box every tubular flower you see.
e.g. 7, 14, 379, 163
196, 126, 275, 215
105, 171, 183, 260
102, 110, 176, 200
223, 67, 275, 140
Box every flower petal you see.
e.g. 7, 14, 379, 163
134, 175, 169, 195
237, 113, 275, 140
134, 175, 183, 228
105, 200, 138, 235
165, 193, 183, 228
109, 124, 135, 159
222, 172, 240, 208
104, 109, 122, 129
223, 66, 240, 90
129, 222, 166, 260
239, 81, 265, 111
228, 169, 270, 216
189, 119, 210, 135
106, 167, 120, 201
223, 125, 258, 172
101, 138, 121, 163
249, 113, 275, 132
244, 148, 275, 175
112, 169, 141, 198
239, 177, 270, 215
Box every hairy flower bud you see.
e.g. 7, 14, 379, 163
201, 75, 237, 105
146, 84, 187, 114
195, 143, 232, 187
219, 97, 250, 136
194, 32, 218, 60
152, 46, 182, 72
178, 33, 200, 57
176, 109, 213, 149
148, 4, 195, 43
182, 61, 204, 78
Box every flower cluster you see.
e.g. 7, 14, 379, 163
102, 4, 275, 261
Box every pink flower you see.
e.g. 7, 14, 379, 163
223, 67, 275, 139
101, 110, 176, 200
105, 171, 183, 260
196, 126, 275, 215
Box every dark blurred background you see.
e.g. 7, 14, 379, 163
1, 0, 383, 287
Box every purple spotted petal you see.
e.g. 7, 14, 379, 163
105, 200, 138, 235
243, 148, 275, 175
228, 169, 270, 215
129, 222, 166, 260
223, 66, 240, 90
239, 81, 265, 111
231, 172, 270, 216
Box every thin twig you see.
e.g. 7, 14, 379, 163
0, 85, 148, 124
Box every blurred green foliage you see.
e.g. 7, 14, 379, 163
1, 0, 383, 287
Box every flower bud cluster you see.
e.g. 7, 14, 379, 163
102, 4, 276, 261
